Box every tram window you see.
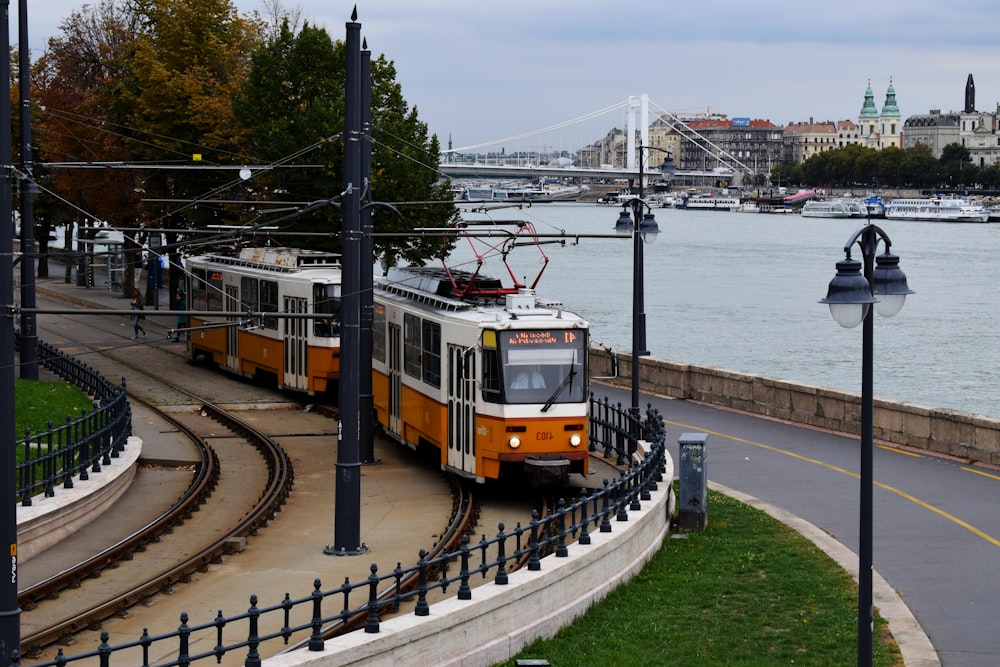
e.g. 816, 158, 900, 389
482, 348, 501, 403
372, 304, 386, 362
313, 284, 341, 337
206, 269, 223, 312
191, 269, 208, 311
260, 280, 279, 329
422, 320, 441, 388
403, 313, 421, 378
241, 277, 259, 313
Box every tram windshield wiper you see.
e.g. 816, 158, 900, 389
541, 367, 576, 413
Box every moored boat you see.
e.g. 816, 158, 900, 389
884, 196, 991, 223
864, 194, 887, 218
801, 198, 867, 218
801, 200, 851, 218
677, 194, 741, 211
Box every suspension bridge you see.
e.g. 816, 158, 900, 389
438, 94, 762, 188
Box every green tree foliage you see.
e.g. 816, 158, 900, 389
128, 0, 263, 229
32, 2, 455, 279
788, 142, 998, 190
234, 20, 457, 265
33, 1, 146, 229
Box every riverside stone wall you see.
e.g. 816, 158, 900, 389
591, 346, 1000, 466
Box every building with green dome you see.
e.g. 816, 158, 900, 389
859, 79, 901, 150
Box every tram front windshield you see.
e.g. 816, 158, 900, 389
499, 329, 586, 404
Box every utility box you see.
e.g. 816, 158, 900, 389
678, 432, 708, 532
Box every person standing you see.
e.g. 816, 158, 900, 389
173, 290, 187, 342
130, 287, 146, 339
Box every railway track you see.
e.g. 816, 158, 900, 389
19, 399, 292, 657
18, 297, 468, 663
22, 289, 629, 663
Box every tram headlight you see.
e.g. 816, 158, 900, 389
508, 436, 521, 449
569, 433, 582, 447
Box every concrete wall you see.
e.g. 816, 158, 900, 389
16, 436, 141, 562
591, 347, 1000, 466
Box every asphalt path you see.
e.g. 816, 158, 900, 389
593, 381, 1000, 667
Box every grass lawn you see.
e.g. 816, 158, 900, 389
502, 489, 902, 666
14, 377, 94, 442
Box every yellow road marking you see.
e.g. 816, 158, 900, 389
664, 417, 1000, 550
879, 445, 922, 458
963, 467, 1000, 482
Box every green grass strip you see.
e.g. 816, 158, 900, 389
502, 489, 902, 666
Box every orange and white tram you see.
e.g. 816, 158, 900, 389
185, 247, 342, 394
372, 265, 590, 484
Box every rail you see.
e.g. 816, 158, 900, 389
13, 338, 132, 504
14, 401, 667, 667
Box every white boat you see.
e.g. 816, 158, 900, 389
677, 195, 741, 211
884, 196, 991, 223
800, 198, 867, 218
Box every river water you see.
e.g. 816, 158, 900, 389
447, 201, 1000, 419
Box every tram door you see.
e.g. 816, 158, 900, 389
387, 323, 402, 435
446, 345, 476, 477
283, 296, 308, 391
225, 286, 240, 371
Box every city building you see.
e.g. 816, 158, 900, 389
782, 118, 838, 162
858, 79, 901, 150
903, 74, 1000, 167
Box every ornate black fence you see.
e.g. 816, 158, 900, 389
13, 339, 132, 504
16, 399, 667, 667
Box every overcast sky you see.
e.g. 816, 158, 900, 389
12, 1, 1000, 152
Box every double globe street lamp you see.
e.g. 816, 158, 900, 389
820, 222, 914, 667
614, 144, 673, 442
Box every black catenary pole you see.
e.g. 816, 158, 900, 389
328, 7, 367, 556
359, 38, 376, 466
0, 0, 23, 662
17, 0, 37, 380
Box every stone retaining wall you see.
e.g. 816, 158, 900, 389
591, 346, 1000, 466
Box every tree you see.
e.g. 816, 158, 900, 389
234, 20, 456, 265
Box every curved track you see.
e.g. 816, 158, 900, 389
19, 304, 297, 657
19, 396, 293, 657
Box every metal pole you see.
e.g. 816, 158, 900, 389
328, 9, 366, 556
17, 0, 37, 380
630, 148, 647, 442
858, 226, 876, 667
0, 0, 22, 661
359, 39, 376, 465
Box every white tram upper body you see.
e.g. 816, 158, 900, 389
372, 265, 590, 485
185, 247, 342, 394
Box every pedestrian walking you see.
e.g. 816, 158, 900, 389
173, 290, 187, 342
130, 287, 146, 339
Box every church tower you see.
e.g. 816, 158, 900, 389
859, 80, 880, 148
964, 73, 976, 113
879, 78, 901, 149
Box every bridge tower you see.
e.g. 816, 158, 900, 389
626, 94, 650, 172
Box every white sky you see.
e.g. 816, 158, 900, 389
12, 1, 1000, 151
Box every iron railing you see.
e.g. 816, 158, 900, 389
16, 399, 666, 667
13, 338, 132, 504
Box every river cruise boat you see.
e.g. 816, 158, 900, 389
800, 198, 867, 218
884, 197, 991, 223
676, 194, 741, 211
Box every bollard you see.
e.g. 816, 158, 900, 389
677, 432, 708, 532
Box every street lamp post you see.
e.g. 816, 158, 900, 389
614, 143, 672, 441
820, 222, 913, 667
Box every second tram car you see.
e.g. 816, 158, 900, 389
185, 248, 342, 394
372, 265, 590, 484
